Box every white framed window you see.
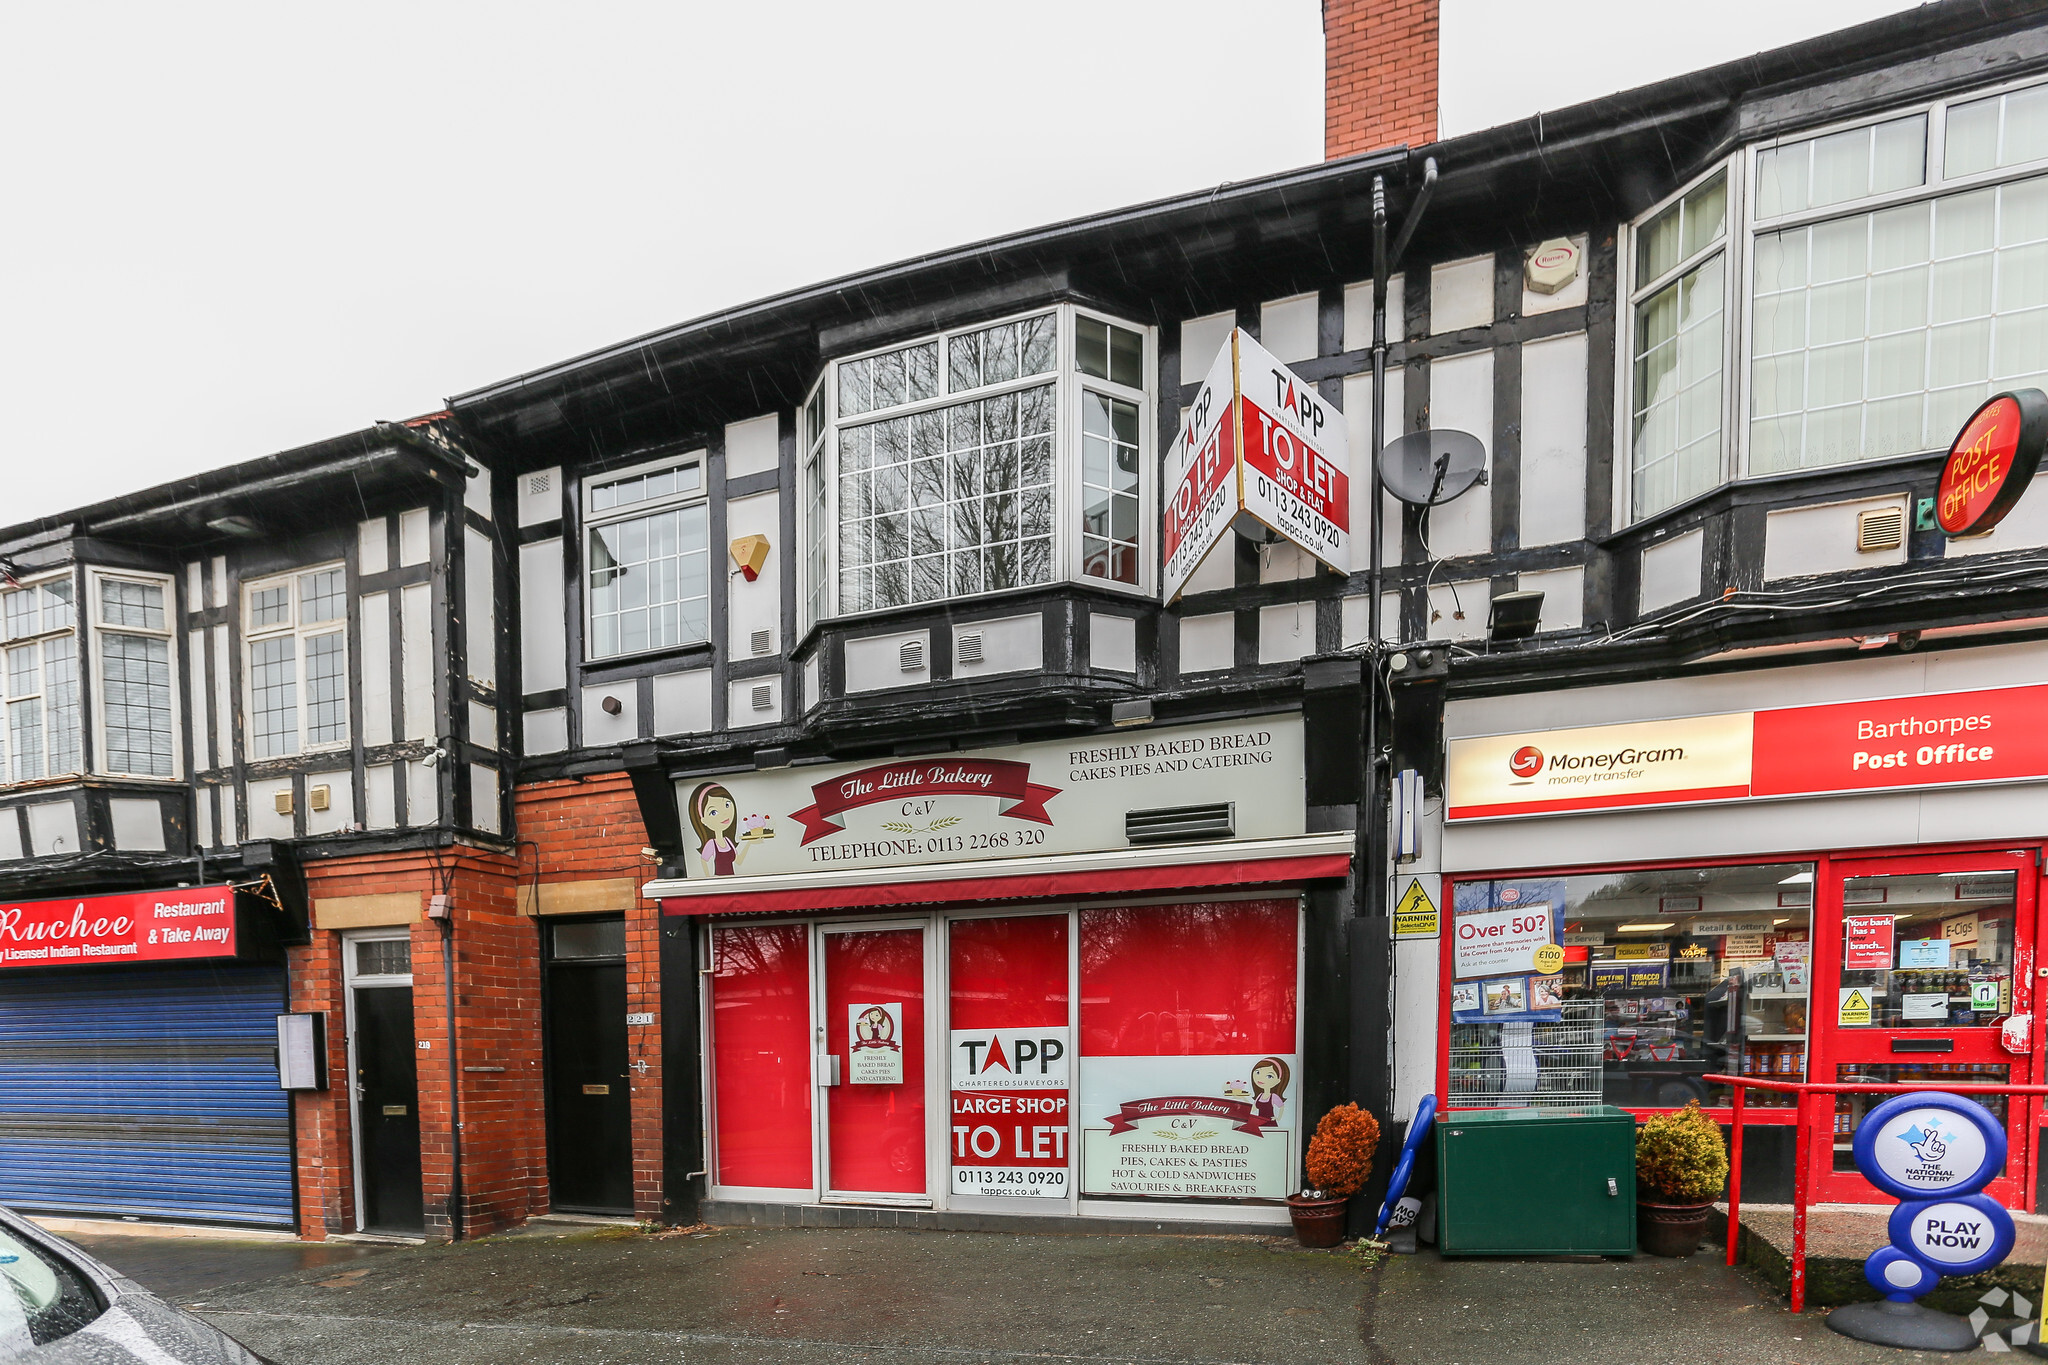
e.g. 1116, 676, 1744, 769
242, 564, 348, 760
1627, 167, 1732, 520
1, 574, 80, 782
91, 570, 178, 779
582, 452, 710, 660
801, 303, 1155, 627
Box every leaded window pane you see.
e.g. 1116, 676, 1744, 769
586, 504, 711, 659
100, 579, 164, 631
250, 585, 290, 629
1081, 393, 1142, 584
8, 697, 42, 782
102, 633, 172, 776
1632, 253, 1726, 517
251, 636, 298, 759
306, 632, 348, 745
43, 636, 79, 776
300, 569, 346, 624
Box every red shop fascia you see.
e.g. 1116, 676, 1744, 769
643, 712, 1357, 1226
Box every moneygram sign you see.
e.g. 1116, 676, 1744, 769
0, 885, 239, 969
1162, 329, 1349, 600
1447, 681, 2048, 821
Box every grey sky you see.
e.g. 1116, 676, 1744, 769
1, 0, 1915, 525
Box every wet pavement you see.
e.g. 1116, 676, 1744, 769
54, 1221, 1992, 1364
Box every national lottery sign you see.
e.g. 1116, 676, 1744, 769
1161, 329, 1350, 600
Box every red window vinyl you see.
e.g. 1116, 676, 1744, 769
824, 927, 926, 1194
949, 914, 1069, 1029
1078, 900, 1298, 1056
710, 923, 813, 1190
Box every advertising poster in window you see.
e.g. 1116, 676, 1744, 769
950, 1026, 1070, 1200
1078, 1054, 1298, 1201
1450, 880, 1566, 1023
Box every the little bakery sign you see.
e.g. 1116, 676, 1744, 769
0, 886, 238, 969
672, 716, 1306, 880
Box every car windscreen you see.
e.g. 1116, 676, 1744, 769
0, 1224, 101, 1354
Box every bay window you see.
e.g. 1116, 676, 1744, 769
1624, 77, 2048, 523
92, 572, 177, 778
803, 304, 1153, 624
583, 454, 709, 659
0, 576, 79, 782
244, 565, 347, 759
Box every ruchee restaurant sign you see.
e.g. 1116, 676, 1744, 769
1448, 683, 2048, 821
0, 885, 238, 969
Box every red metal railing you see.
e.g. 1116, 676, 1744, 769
1709, 1074, 2048, 1314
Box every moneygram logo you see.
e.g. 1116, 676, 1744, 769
1509, 746, 1545, 780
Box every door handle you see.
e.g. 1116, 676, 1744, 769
819, 1054, 841, 1087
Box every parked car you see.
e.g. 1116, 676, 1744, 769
0, 1206, 272, 1363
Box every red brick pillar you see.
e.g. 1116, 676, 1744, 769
1324, 0, 1439, 160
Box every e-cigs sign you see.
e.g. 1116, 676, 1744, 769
0, 885, 238, 968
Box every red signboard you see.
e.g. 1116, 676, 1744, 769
0, 885, 237, 970
1937, 389, 2047, 536
1844, 915, 1896, 970
1751, 683, 2048, 799
789, 759, 1061, 845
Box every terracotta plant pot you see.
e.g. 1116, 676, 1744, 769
1287, 1193, 1349, 1248
1637, 1199, 1714, 1257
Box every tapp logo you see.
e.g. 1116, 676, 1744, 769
1509, 746, 1545, 781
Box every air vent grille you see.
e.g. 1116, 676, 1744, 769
750, 684, 773, 711
900, 639, 926, 672
1125, 802, 1235, 845
1858, 506, 1905, 553
750, 628, 772, 656
526, 472, 552, 496
956, 631, 984, 665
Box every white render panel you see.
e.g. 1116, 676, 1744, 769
516, 467, 563, 527
244, 778, 294, 841
1521, 235, 1591, 316
108, 798, 165, 852
1430, 255, 1495, 334
803, 655, 821, 712
582, 682, 639, 746
1514, 565, 1585, 633
518, 538, 567, 693
303, 770, 353, 836
1639, 527, 1705, 613
223, 784, 240, 846
1258, 601, 1315, 663
1340, 591, 1405, 647
358, 517, 389, 576
1259, 292, 1319, 365
26, 802, 78, 856
463, 527, 497, 687
725, 414, 781, 480
1181, 537, 1236, 595
365, 763, 398, 830
652, 669, 713, 736
1949, 472, 2048, 556
398, 508, 431, 567
1257, 541, 1316, 584
1344, 368, 1405, 569
186, 629, 211, 769
726, 492, 780, 658
209, 557, 226, 611
1341, 273, 1403, 353
728, 675, 783, 727
0, 811, 20, 861
523, 708, 569, 755
1179, 310, 1235, 379
360, 592, 393, 748
1422, 351, 1493, 558
951, 613, 1042, 679
464, 463, 493, 520
1178, 612, 1234, 674
192, 786, 212, 850
470, 764, 501, 835
1518, 332, 1588, 547
209, 625, 232, 768
1763, 495, 1908, 581
185, 561, 202, 609
467, 700, 498, 751
1425, 580, 1489, 641
844, 629, 929, 693
1089, 613, 1137, 673
405, 760, 438, 827
399, 582, 434, 741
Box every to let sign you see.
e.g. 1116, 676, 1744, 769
0, 886, 237, 969
1161, 328, 1350, 600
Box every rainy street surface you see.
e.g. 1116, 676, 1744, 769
63, 1221, 1957, 1364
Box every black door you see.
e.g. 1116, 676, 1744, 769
545, 931, 631, 1211
353, 986, 425, 1232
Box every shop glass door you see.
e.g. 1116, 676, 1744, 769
1812, 849, 2036, 1205
820, 923, 929, 1201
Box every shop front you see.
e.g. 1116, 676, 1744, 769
0, 883, 296, 1226
1435, 642, 2048, 1207
645, 714, 1354, 1224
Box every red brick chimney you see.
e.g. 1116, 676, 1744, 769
1324, 0, 1439, 160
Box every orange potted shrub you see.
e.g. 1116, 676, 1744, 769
1289, 1103, 1381, 1247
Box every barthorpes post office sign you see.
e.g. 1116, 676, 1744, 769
672, 716, 1305, 881
1447, 682, 2048, 821
0, 886, 238, 969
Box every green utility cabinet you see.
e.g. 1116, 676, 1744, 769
1435, 1106, 1637, 1255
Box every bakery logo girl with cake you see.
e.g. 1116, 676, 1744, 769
687, 781, 776, 877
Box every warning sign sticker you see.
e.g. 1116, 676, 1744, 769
1392, 876, 1440, 940
1839, 987, 1873, 1027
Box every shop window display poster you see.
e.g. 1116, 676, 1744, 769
1451, 880, 1566, 1023
1078, 1054, 1298, 1201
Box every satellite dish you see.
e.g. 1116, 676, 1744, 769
1378, 430, 1487, 507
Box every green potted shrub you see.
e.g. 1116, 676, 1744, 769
1635, 1100, 1730, 1256
1290, 1103, 1381, 1248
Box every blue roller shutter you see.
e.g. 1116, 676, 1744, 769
0, 966, 292, 1227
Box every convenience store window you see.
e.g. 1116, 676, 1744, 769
1447, 862, 1814, 1113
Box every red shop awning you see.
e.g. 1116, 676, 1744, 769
648, 834, 1355, 916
